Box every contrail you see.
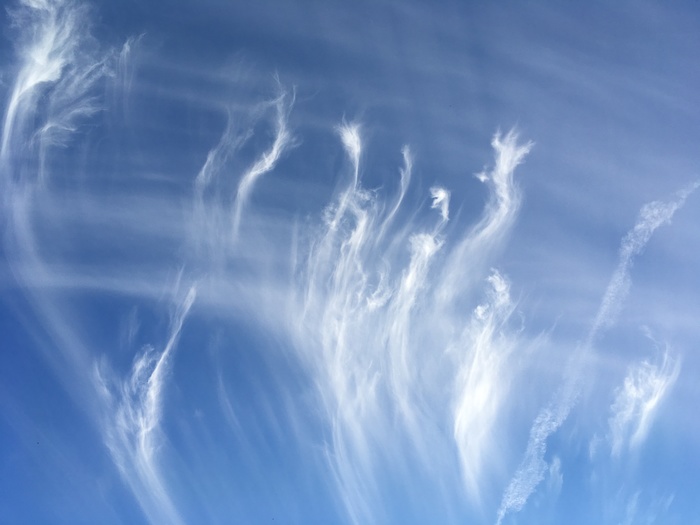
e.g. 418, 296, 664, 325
495, 181, 698, 525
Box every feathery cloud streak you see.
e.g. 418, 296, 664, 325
95, 285, 196, 525
609, 350, 679, 457
2, 2, 698, 524
291, 124, 532, 522
1, 3, 195, 522
496, 183, 697, 524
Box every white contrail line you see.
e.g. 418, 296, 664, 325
495, 181, 698, 525
453, 270, 517, 504
590, 181, 699, 339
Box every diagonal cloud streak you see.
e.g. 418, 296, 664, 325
95, 285, 196, 525
231, 89, 294, 240
496, 181, 698, 525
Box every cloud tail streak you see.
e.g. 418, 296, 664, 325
96, 285, 196, 525
292, 126, 531, 522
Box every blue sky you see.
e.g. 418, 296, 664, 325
1, 1, 700, 524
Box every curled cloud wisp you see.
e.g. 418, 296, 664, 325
231, 89, 294, 240
437, 130, 532, 307
96, 285, 196, 525
609, 349, 680, 457
290, 124, 532, 522
1, 0, 108, 183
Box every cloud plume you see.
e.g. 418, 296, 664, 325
290, 125, 531, 522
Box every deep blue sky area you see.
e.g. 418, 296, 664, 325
2, 1, 700, 524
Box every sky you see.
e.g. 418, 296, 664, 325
1, 1, 700, 524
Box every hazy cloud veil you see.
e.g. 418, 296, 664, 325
2, 1, 700, 524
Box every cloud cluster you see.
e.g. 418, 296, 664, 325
290, 124, 532, 522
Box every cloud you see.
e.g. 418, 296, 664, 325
95, 284, 196, 525
496, 393, 571, 525
2, 2, 697, 525
430, 186, 450, 222
290, 125, 532, 522
609, 350, 679, 457
0, 4, 200, 522
0, 0, 113, 377
231, 88, 294, 240
436, 130, 533, 307
591, 182, 700, 338
1, 0, 109, 184
453, 270, 518, 503
547, 456, 563, 497
496, 183, 697, 525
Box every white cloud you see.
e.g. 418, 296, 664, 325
436, 130, 533, 307
496, 183, 696, 525
453, 269, 518, 503
231, 89, 295, 239
288, 124, 533, 522
609, 350, 679, 457
95, 285, 196, 525
547, 456, 563, 497
591, 182, 699, 338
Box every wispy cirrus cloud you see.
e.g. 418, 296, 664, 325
0, 0, 113, 375
95, 284, 196, 525
452, 269, 518, 504
1, 0, 109, 183
0, 3, 196, 523
290, 124, 532, 522
495, 182, 697, 525
609, 349, 679, 457
436, 130, 532, 308
231, 89, 294, 240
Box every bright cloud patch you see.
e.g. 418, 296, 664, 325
609, 351, 680, 457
